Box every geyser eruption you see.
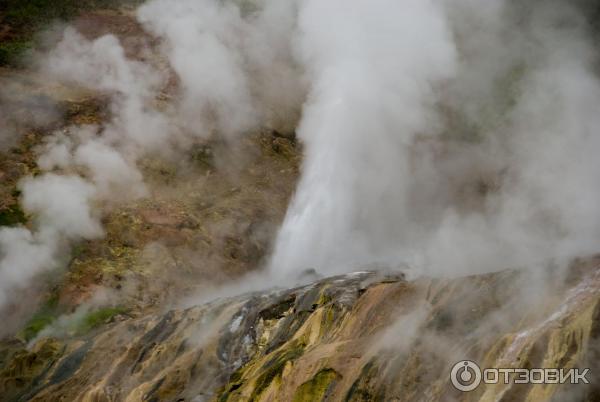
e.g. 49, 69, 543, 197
1, 1, 599, 399
270, 0, 600, 279
2, 0, 600, 312
270, 0, 457, 276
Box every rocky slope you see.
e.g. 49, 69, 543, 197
1, 3, 600, 402
1, 260, 598, 401
0, 50, 300, 336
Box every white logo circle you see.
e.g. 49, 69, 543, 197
451, 360, 482, 392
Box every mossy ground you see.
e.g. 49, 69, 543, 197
18, 302, 127, 342
218, 341, 307, 402
0, 3, 302, 388
18, 295, 59, 342
75, 306, 128, 334
292, 368, 340, 402
249, 342, 305, 401
0, 0, 142, 66
0, 204, 27, 226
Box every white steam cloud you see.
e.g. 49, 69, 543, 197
21, 174, 102, 239
270, 0, 600, 279
270, 0, 457, 276
1, 0, 600, 311
138, 0, 259, 140
0, 0, 302, 311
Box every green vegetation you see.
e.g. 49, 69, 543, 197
219, 341, 307, 402
344, 360, 377, 402
20, 312, 56, 342
0, 40, 34, 66
75, 306, 127, 334
19, 299, 127, 341
0, 204, 27, 226
19, 295, 59, 342
292, 368, 340, 402
249, 342, 305, 401
0, 0, 142, 66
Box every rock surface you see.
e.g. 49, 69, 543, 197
1, 262, 598, 401
1, 6, 599, 401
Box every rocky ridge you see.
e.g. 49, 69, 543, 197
1, 262, 598, 401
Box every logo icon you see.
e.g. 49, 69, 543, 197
451, 360, 482, 391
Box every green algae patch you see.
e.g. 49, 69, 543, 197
344, 360, 378, 402
292, 368, 341, 402
218, 369, 246, 402
319, 304, 340, 339
248, 342, 305, 402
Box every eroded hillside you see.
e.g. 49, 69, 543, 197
1, 1, 600, 402
0, 5, 300, 339
1, 262, 598, 401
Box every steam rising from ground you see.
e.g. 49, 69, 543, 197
0, 0, 302, 311
1, 0, 600, 310
271, 0, 600, 279
270, 0, 457, 276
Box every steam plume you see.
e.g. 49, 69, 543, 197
270, 0, 600, 279
2, 0, 600, 313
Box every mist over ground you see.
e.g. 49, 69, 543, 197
272, 0, 600, 280
0, 0, 599, 347
0, 1, 599, 401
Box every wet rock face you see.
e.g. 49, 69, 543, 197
0, 266, 598, 401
